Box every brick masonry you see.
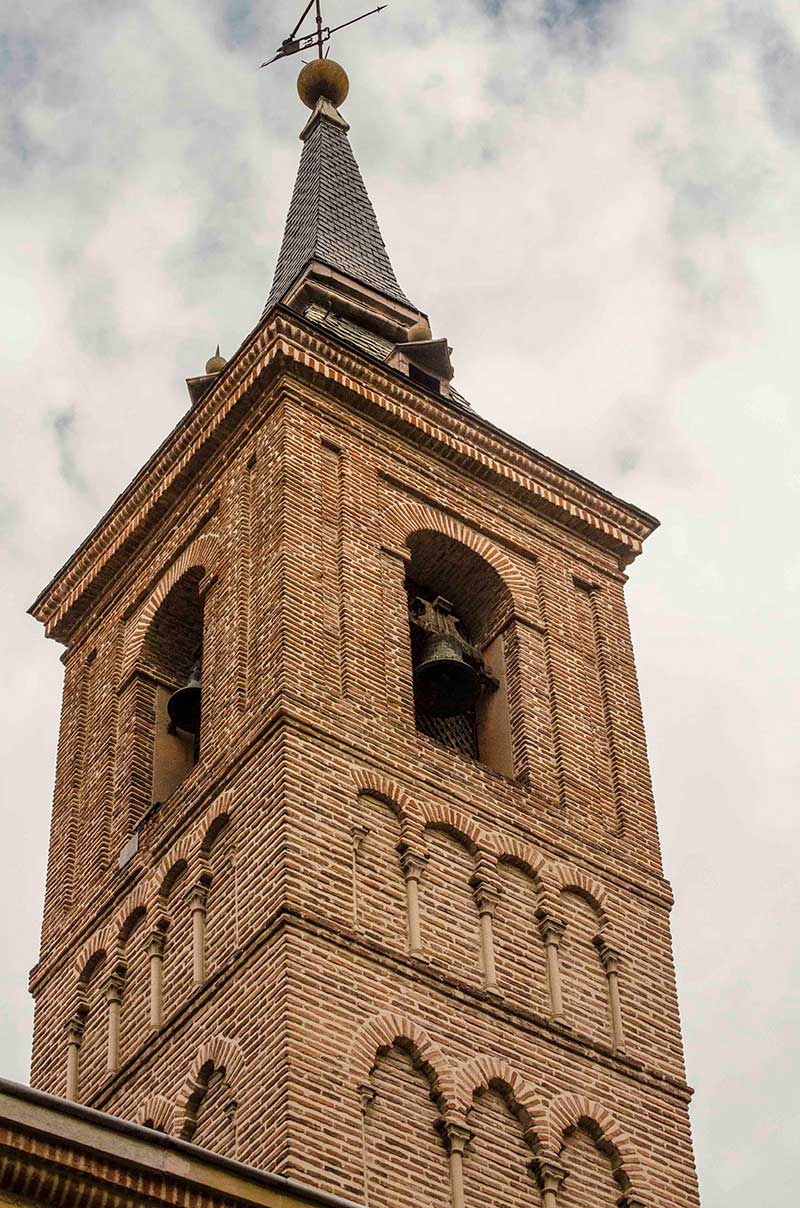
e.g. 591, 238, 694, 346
28, 307, 701, 1207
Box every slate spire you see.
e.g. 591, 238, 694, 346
263, 60, 459, 403
264, 90, 415, 314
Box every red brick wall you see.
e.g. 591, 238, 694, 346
463, 1088, 543, 1207
365, 1045, 451, 1207
29, 324, 699, 1207
559, 1124, 622, 1208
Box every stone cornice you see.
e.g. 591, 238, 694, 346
29, 308, 658, 645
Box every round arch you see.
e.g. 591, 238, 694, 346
455, 1054, 550, 1152
548, 1092, 650, 1200
122, 533, 223, 677
349, 1011, 456, 1112
385, 501, 530, 616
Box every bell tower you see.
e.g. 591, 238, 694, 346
28, 59, 701, 1208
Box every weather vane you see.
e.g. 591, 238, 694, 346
260, 0, 387, 68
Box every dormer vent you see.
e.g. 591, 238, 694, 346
386, 336, 455, 398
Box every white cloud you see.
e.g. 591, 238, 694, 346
1, 1, 798, 1202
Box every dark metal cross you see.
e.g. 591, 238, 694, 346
260, 0, 387, 68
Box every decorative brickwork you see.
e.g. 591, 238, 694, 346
28, 105, 698, 1208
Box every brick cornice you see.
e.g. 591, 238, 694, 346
286, 911, 694, 1104
30, 692, 673, 999
86, 906, 694, 1112
273, 329, 657, 552
29, 309, 658, 645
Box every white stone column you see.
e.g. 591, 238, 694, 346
538, 916, 566, 1020
472, 882, 501, 995
596, 938, 625, 1051
147, 929, 166, 1029
105, 972, 124, 1075
399, 850, 427, 958
443, 1120, 471, 1208
189, 885, 209, 986
535, 1158, 567, 1208
64, 1015, 84, 1101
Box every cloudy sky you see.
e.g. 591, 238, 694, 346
2, 0, 799, 1202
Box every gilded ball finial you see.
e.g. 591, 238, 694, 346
407, 317, 433, 343
297, 59, 349, 109
205, 345, 227, 375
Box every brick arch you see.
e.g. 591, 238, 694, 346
193, 789, 235, 854
122, 533, 223, 675
173, 1035, 244, 1139
419, 801, 487, 856
385, 501, 529, 611
112, 882, 150, 942
550, 862, 610, 929
455, 1055, 550, 1152
116, 905, 147, 946
74, 926, 116, 982
135, 1093, 174, 1133
350, 769, 424, 833
548, 1093, 650, 1199
349, 1012, 456, 1112
149, 834, 196, 908
496, 839, 548, 884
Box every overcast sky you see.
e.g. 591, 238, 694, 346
2, 1, 799, 1203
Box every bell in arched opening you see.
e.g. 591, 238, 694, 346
167, 652, 202, 737
413, 630, 482, 718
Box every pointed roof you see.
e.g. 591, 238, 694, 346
264, 97, 415, 314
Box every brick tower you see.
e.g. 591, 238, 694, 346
28, 61, 701, 1208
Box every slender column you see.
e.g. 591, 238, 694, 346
472, 883, 501, 994
380, 545, 415, 725
222, 1083, 239, 1158
64, 1015, 84, 1101
229, 846, 240, 949
196, 572, 218, 763
596, 937, 625, 1051
147, 929, 166, 1029
399, 850, 427, 957
358, 1083, 377, 1206
443, 1121, 471, 1208
350, 824, 370, 928
534, 1158, 567, 1208
105, 972, 124, 1075
539, 916, 566, 1020
189, 885, 209, 985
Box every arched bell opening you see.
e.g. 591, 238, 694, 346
141, 568, 205, 805
405, 532, 515, 777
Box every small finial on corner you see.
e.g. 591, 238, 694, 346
407, 317, 433, 343
205, 345, 227, 375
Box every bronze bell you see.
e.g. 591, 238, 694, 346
167, 657, 202, 736
413, 631, 481, 718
